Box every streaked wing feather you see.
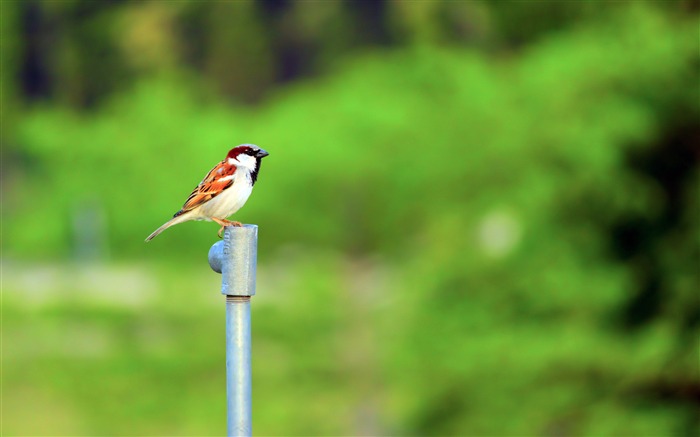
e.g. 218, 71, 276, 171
174, 160, 236, 216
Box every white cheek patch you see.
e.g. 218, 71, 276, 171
235, 154, 257, 171
226, 153, 257, 171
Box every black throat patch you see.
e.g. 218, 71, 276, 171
250, 158, 262, 185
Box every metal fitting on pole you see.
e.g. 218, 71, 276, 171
209, 225, 257, 437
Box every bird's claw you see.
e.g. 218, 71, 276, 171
216, 220, 243, 238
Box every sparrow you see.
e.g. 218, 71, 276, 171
145, 144, 269, 241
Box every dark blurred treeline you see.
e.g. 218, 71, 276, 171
5, 0, 696, 107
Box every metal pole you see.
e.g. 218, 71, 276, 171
226, 295, 251, 436
209, 225, 258, 437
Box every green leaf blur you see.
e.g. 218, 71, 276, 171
3, 1, 698, 436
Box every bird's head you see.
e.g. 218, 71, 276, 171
227, 144, 269, 171
227, 144, 268, 184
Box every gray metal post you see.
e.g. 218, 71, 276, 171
208, 225, 258, 437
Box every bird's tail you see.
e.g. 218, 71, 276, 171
145, 214, 190, 242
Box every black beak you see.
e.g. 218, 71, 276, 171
255, 148, 269, 158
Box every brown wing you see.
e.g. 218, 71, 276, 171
173, 160, 236, 217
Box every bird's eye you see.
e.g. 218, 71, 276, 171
247, 149, 257, 156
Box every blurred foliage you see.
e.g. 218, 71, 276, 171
2, 0, 699, 436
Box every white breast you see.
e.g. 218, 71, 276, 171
195, 171, 253, 220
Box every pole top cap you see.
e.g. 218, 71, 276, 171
208, 225, 258, 296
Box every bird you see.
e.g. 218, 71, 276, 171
145, 144, 269, 241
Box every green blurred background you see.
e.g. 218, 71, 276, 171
2, 1, 699, 435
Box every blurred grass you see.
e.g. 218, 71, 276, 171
3, 255, 360, 435
4, 253, 696, 435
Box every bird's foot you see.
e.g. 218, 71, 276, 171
213, 218, 243, 238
